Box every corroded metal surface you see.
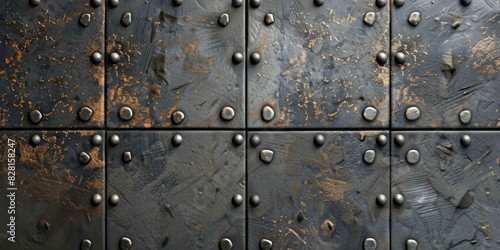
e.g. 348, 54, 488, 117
0, 131, 105, 249
391, 132, 500, 249
247, 0, 390, 128
0, 1, 105, 128
391, 0, 500, 128
105, 1, 245, 128
247, 131, 390, 249
106, 131, 245, 249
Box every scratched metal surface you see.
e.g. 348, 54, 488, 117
106, 131, 245, 249
391, 0, 500, 128
0, 0, 105, 128
105, 0, 245, 128
247, 131, 390, 249
391, 132, 500, 249
0, 131, 105, 249
247, 0, 390, 128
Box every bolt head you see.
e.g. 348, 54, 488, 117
249, 135, 261, 147
376, 194, 387, 206
314, 0, 325, 7
232, 0, 243, 7
250, 52, 261, 64
218, 13, 230, 27
395, 52, 406, 64
172, 0, 183, 6
394, 134, 405, 146
109, 52, 120, 64
363, 12, 377, 26
81, 239, 92, 250
108, 0, 119, 7
314, 134, 325, 147
29, 109, 43, 124
232, 134, 244, 146
118, 106, 134, 121
122, 151, 132, 162
394, 193, 404, 205
376, 134, 388, 146
79, 152, 91, 165
250, 194, 260, 206
91, 0, 102, 7
376, 52, 388, 65
30, 134, 42, 146
394, 0, 404, 7
375, 0, 387, 7
109, 134, 120, 146
172, 134, 183, 147
232, 52, 244, 64
363, 106, 378, 121
30, 0, 41, 6
459, 110, 472, 124
221, 106, 235, 121
250, 0, 260, 8
78, 106, 94, 122
232, 194, 243, 206
262, 106, 275, 122
91, 194, 102, 206
109, 194, 120, 206
460, 135, 471, 146
264, 14, 275, 25
363, 150, 376, 164
172, 110, 185, 125
460, 0, 472, 6
91, 134, 103, 146
406, 149, 420, 164
405, 106, 421, 121
91, 52, 103, 64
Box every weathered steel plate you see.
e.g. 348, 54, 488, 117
105, 1, 245, 128
247, 0, 390, 128
391, 131, 500, 249
0, 131, 105, 249
391, 0, 500, 128
247, 131, 390, 249
106, 131, 245, 249
0, 1, 105, 129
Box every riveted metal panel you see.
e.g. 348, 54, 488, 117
247, 0, 390, 128
247, 131, 390, 249
391, 132, 500, 249
391, 0, 500, 128
0, 1, 105, 128
106, 131, 245, 249
0, 131, 105, 249
105, 1, 245, 128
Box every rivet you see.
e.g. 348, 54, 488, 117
118, 106, 133, 121
376, 52, 388, 65
408, 12, 421, 26
37, 220, 50, 233
405, 106, 421, 121
262, 106, 275, 122
91, 194, 102, 206
363, 150, 376, 164
260, 149, 274, 163
172, 0, 183, 6
122, 151, 132, 162
394, 0, 404, 7
109, 134, 120, 146
264, 14, 275, 25
218, 13, 230, 27
220, 238, 234, 250
364, 238, 378, 250
80, 152, 91, 165
232, 194, 243, 206
121, 12, 132, 26
249, 0, 260, 8
29, 109, 43, 124
78, 106, 94, 122
172, 134, 183, 147
313, 0, 325, 7
232, 52, 244, 64
172, 110, 185, 125
232, 0, 243, 7
394, 193, 404, 206
109, 194, 120, 206
221, 106, 235, 121
91, 0, 102, 7
376, 194, 387, 206
375, 0, 387, 7
120, 237, 132, 250
314, 134, 325, 147
81, 239, 92, 250
232, 134, 244, 146
249, 135, 261, 147
460, 0, 472, 6
260, 239, 273, 250
460, 135, 471, 146
363, 12, 376, 26
29, 0, 40, 7
363, 106, 378, 121
91, 52, 103, 64
376, 135, 388, 146
109, 52, 120, 64
395, 52, 406, 64
250, 52, 261, 64
30, 134, 42, 146
79, 13, 91, 27
407, 239, 418, 250
394, 134, 405, 146
250, 194, 260, 206
108, 0, 119, 8
459, 110, 472, 124
406, 149, 420, 164
91, 134, 103, 146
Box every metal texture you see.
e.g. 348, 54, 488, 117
248, 131, 390, 249
0, 1, 105, 129
247, 0, 390, 128
106, 1, 245, 128
106, 131, 245, 249
391, 132, 500, 249
0, 131, 105, 249
391, 0, 500, 128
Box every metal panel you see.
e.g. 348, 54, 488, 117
247, 131, 390, 249
391, 0, 500, 128
247, 0, 390, 128
0, 0, 105, 129
391, 131, 500, 249
0, 131, 105, 249
105, 1, 245, 128
106, 131, 245, 249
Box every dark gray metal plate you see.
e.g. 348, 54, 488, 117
0, 131, 105, 249
391, 1, 500, 128
248, 131, 390, 249
0, 1, 105, 128
106, 1, 245, 128
247, 0, 390, 128
391, 131, 500, 249
106, 131, 245, 249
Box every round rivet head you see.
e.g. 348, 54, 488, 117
459, 110, 472, 124
80, 152, 91, 165
250, 52, 261, 64
250, 194, 260, 206
108, 0, 119, 8
314, 134, 325, 147
109, 194, 120, 206
394, 134, 405, 146
460, 0, 472, 6
250, 135, 260, 147
376, 194, 387, 206
118, 106, 133, 121
408, 12, 421, 26
30, 0, 40, 6
395, 52, 406, 64
220, 238, 233, 250
406, 149, 420, 164
219, 13, 230, 27
232, 134, 244, 146
394, 0, 404, 7
364, 150, 376, 164
405, 106, 421, 121
364, 238, 377, 250
30, 134, 42, 146
376, 135, 388, 146
363, 12, 376, 26
109, 134, 120, 146
91, 52, 103, 64
262, 106, 275, 122
363, 106, 378, 121
250, 0, 260, 8
172, 110, 185, 125
460, 135, 471, 146
232, 0, 243, 7
79, 13, 91, 27
121, 12, 132, 26
221, 107, 235, 121
120, 237, 132, 250
91, 0, 102, 7
264, 14, 275, 25
376, 0, 387, 7
91, 194, 102, 206
29, 110, 43, 124
81, 239, 92, 250
232, 52, 244, 64
232, 194, 243, 206
91, 134, 103, 146
78, 106, 94, 122
376, 52, 388, 65
122, 151, 132, 162
260, 149, 274, 163
172, 134, 183, 147
109, 52, 120, 64
260, 239, 273, 250
394, 193, 404, 206
172, 0, 183, 6
407, 239, 418, 250
314, 0, 325, 7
